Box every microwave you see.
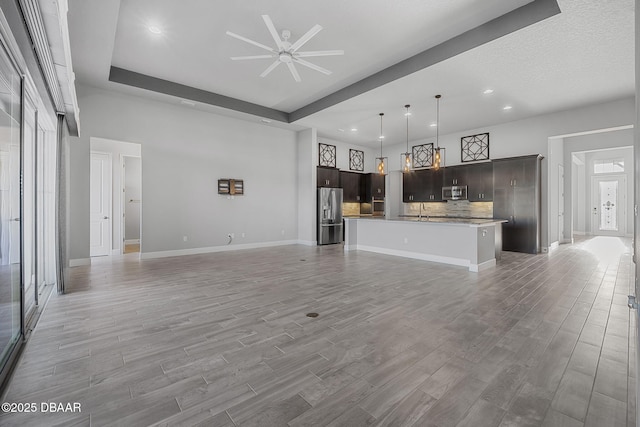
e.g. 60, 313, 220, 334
442, 185, 468, 200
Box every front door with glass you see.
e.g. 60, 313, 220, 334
591, 175, 626, 236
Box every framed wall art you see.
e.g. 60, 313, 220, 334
412, 143, 433, 168
349, 149, 364, 171
461, 132, 489, 162
319, 143, 336, 167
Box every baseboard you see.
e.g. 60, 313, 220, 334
573, 231, 586, 236
296, 240, 317, 246
549, 241, 559, 250
470, 259, 496, 272
140, 240, 299, 259
69, 258, 91, 267
111, 249, 120, 256
124, 239, 140, 244
356, 244, 472, 270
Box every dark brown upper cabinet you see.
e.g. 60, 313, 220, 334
467, 162, 493, 202
364, 173, 385, 200
340, 171, 364, 202
317, 166, 340, 188
403, 168, 443, 202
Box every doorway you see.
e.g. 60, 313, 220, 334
122, 156, 141, 254
591, 174, 626, 236
89, 138, 142, 258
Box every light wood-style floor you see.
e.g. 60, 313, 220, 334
0, 236, 636, 426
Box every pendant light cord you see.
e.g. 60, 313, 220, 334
379, 112, 384, 157
435, 95, 440, 149
405, 105, 410, 152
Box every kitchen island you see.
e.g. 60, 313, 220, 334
344, 217, 505, 272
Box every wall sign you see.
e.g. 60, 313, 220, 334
412, 143, 433, 168
461, 132, 490, 162
319, 143, 336, 167
349, 149, 364, 171
218, 179, 244, 195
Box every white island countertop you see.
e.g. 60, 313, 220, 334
353, 216, 507, 227
344, 216, 505, 272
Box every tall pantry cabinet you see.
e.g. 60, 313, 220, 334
492, 155, 543, 254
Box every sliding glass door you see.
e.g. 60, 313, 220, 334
0, 43, 22, 375
22, 98, 36, 323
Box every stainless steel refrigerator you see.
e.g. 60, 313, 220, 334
317, 188, 343, 245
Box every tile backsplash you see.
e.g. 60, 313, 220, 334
404, 201, 493, 218
343, 203, 361, 217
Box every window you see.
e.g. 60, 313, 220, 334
593, 159, 624, 174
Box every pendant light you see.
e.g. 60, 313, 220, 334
401, 104, 412, 172
433, 94, 445, 170
376, 113, 387, 175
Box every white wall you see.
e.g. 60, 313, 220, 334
548, 138, 565, 246
296, 128, 317, 245
124, 156, 141, 242
71, 85, 299, 258
383, 97, 635, 249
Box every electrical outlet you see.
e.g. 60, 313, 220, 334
281, 230, 285, 236
183, 236, 188, 242
241, 232, 245, 238
403, 237, 408, 244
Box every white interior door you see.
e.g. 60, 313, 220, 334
90, 152, 112, 257
591, 175, 626, 236
558, 164, 565, 242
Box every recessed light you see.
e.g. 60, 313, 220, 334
350, 128, 358, 132
338, 128, 345, 132
430, 123, 437, 127
261, 118, 272, 123
404, 112, 412, 117
180, 100, 196, 107
503, 105, 512, 110
483, 89, 494, 95
379, 135, 385, 139
148, 26, 162, 35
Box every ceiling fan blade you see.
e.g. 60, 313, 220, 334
262, 15, 283, 51
295, 50, 344, 57
231, 55, 275, 60
260, 60, 281, 78
290, 24, 322, 52
226, 31, 275, 53
260, 59, 280, 77
294, 57, 331, 75
286, 62, 301, 82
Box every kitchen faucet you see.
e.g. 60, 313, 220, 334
419, 202, 428, 220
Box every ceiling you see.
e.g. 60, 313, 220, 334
67, 0, 635, 147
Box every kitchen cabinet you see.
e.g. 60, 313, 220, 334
492, 155, 542, 254
317, 166, 340, 188
340, 171, 364, 202
365, 173, 385, 199
403, 168, 442, 202
467, 162, 493, 201
442, 165, 469, 186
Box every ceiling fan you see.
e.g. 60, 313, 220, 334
226, 15, 344, 82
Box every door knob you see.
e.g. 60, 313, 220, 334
103, 216, 109, 219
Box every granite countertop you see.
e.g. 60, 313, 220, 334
345, 216, 507, 226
